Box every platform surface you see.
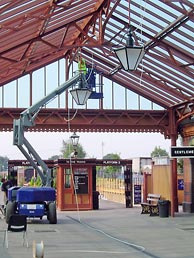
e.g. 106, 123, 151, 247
0, 199, 194, 258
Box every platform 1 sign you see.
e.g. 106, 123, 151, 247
171, 146, 194, 158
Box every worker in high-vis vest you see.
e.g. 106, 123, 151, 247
78, 58, 87, 75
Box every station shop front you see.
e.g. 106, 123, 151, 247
55, 158, 132, 211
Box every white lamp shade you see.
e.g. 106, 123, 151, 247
114, 46, 145, 71
70, 88, 92, 105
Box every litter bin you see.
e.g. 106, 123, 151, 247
93, 191, 99, 210
158, 200, 170, 217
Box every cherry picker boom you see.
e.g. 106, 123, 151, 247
6, 72, 88, 224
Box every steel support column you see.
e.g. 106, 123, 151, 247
169, 109, 178, 216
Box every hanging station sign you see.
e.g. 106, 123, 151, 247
171, 146, 194, 158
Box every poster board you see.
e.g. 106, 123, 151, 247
74, 169, 88, 194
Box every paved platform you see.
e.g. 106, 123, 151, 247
0, 199, 194, 258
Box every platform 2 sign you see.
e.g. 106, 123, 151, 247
171, 146, 194, 158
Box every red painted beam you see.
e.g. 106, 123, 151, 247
0, 108, 170, 137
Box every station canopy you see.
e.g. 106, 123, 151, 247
0, 0, 193, 109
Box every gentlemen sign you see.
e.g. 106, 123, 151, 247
171, 146, 194, 158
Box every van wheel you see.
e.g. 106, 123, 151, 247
48, 202, 57, 224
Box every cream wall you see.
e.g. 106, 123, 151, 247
152, 165, 171, 202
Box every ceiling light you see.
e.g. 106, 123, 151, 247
70, 76, 92, 105
114, 30, 145, 71
113, 0, 145, 71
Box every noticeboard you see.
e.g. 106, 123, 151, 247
74, 169, 88, 194
134, 185, 142, 204
178, 179, 184, 190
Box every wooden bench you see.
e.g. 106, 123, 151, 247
141, 193, 161, 216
